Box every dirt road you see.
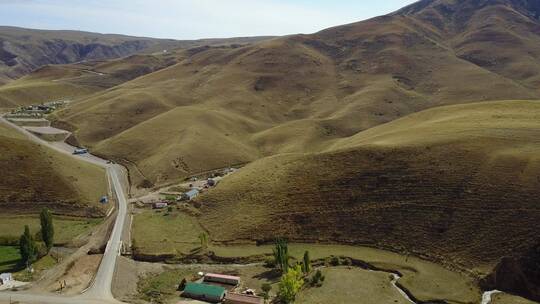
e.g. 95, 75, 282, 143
0, 116, 129, 304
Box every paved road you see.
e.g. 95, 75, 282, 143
0, 116, 128, 304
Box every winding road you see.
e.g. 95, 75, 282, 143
0, 116, 128, 304
0, 116, 507, 304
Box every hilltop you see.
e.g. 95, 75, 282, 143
48, 0, 540, 188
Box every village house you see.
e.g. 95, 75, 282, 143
182, 282, 226, 303
152, 202, 168, 209
184, 189, 200, 200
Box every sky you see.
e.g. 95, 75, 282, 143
0, 0, 418, 40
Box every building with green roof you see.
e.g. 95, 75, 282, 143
182, 282, 226, 303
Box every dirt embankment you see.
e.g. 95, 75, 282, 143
481, 243, 540, 303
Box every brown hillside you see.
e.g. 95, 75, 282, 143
199, 100, 540, 271
0, 26, 273, 85
0, 123, 108, 217
0, 52, 183, 109
52, 0, 540, 187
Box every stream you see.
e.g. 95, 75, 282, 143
481, 290, 501, 304
371, 268, 501, 304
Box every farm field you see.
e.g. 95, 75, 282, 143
0, 215, 102, 246
0, 246, 20, 273
132, 209, 205, 255
131, 210, 480, 304
296, 267, 409, 304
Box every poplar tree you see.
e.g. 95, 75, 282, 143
40, 208, 54, 252
273, 238, 289, 273
20, 225, 38, 267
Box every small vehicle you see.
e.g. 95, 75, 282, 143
73, 148, 89, 155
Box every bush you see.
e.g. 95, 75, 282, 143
310, 269, 325, 287
264, 257, 276, 268
330, 256, 340, 266
343, 258, 352, 266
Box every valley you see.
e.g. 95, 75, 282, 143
1, 0, 540, 303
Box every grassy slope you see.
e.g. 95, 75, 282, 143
296, 267, 409, 304
199, 100, 540, 271
50, 1, 540, 188
0, 53, 183, 109
0, 25, 272, 87
0, 123, 108, 217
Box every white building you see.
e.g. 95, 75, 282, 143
0, 273, 12, 286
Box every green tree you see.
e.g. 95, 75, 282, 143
19, 225, 38, 268
278, 264, 304, 304
273, 238, 289, 273
261, 283, 272, 302
302, 251, 311, 274
40, 208, 54, 252
198, 232, 209, 250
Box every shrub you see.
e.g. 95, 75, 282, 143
264, 257, 276, 268
330, 256, 340, 266
278, 265, 304, 303
261, 283, 272, 301
310, 269, 325, 287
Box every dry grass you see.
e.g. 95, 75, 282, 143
199, 100, 540, 273
0, 123, 108, 217
132, 210, 205, 255
46, 1, 540, 189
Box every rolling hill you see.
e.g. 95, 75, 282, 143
0, 26, 272, 85
2, 0, 540, 301
0, 122, 108, 217
49, 0, 540, 189
199, 100, 540, 275
0, 51, 184, 109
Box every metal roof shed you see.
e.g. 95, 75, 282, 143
225, 292, 263, 304
182, 282, 226, 303
204, 273, 241, 286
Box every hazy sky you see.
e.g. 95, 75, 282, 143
0, 0, 418, 39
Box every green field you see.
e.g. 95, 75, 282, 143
0, 215, 101, 245
0, 246, 21, 273
132, 210, 204, 255
131, 210, 480, 304
297, 267, 409, 304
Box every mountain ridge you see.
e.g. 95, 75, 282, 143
0, 26, 273, 85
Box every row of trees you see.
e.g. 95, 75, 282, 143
19, 208, 55, 268
270, 239, 325, 304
